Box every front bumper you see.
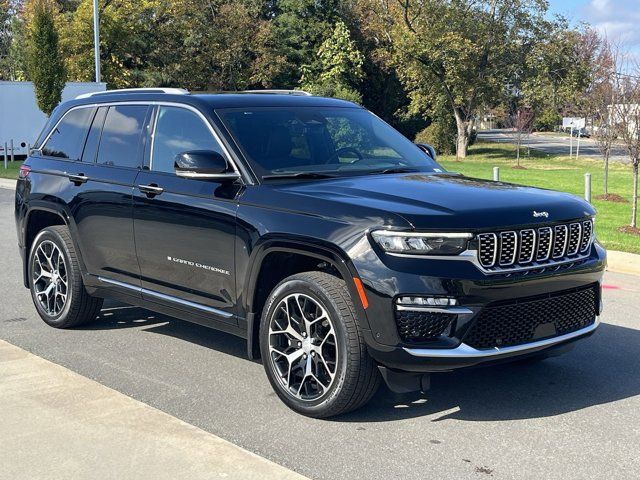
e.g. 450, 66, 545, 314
354, 242, 606, 373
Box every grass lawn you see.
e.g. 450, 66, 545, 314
0, 160, 22, 180
439, 142, 640, 255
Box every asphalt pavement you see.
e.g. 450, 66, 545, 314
1, 187, 639, 479
479, 129, 630, 163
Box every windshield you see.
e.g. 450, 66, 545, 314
216, 107, 444, 179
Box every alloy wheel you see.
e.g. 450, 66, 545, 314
32, 240, 68, 317
268, 293, 338, 401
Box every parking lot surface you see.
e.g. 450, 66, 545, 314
479, 130, 629, 163
1, 188, 639, 479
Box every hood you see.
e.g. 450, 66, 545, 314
247, 173, 595, 231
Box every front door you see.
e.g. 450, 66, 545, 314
133, 105, 240, 323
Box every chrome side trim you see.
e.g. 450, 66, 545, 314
387, 248, 591, 274
396, 305, 474, 315
97, 277, 234, 318
403, 318, 599, 358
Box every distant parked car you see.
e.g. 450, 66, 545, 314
570, 128, 590, 138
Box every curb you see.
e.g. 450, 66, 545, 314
0, 340, 309, 480
607, 250, 640, 277
0, 178, 16, 190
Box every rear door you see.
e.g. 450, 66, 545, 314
60, 104, 151, 287
133, 104, 240, 323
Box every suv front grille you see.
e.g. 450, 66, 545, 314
395, 310, 456, 343
463, 285, 597, 350
477, 219, 593, 272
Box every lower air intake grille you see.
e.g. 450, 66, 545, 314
463, 285, 597, 350
395, 310, 456, 343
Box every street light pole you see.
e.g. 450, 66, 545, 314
93, 0, 101, 83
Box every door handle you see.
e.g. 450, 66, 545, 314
68, 173, 89, 185
138, 184, 164, 197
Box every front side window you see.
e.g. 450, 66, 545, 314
96, 105, 148, 168
151, 106, 223, 174
217, 107, 443, 178
42, 107, 95, 160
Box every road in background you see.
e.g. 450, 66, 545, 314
1, 187, 639, 479
479, 129, 629, 163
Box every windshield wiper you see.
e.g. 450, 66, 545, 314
262, 172, 337, 181
367, 167, 420, 175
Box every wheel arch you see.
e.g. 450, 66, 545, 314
243, 238, 370, 360
22, 205, 83, 288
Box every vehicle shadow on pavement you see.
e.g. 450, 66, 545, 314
81, 304, 640, 423
337, 323, 640, 423
79, 301, 249, 360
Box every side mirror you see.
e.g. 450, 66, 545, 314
174, 150, 240, 181
416, 143, 437, 161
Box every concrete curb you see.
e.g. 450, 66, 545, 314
0, 178, 16, 190
607, 250, 640, 277
0, 340, 309, 480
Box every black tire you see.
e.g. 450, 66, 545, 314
260, 271, 380, 418
28, 225, 103, 328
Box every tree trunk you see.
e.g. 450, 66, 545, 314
454, 114, 471, 159
603, 150, 610, 198
632, 161, 638, 229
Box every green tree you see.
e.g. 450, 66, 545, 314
25, 0, 66, 115
382, 0, 547, 158
271, 0, 349, 86
301, 20, 364, 102
522, 25, 596, 130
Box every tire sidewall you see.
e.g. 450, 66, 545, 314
260, 277, 351, 416
28, 228, 75, 326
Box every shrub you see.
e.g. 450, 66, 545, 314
415, 120, 456, 155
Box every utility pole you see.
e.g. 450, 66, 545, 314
93, 0, 101, 83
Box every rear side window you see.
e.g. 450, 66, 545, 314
42, 107, 95, 160
81, 107, 107, 163
151, 106, 223, 174
96, 105, 148, 168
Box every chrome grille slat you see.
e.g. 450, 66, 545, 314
537, 227, 553, 261
580, 220, 593, 252
476, 219, 593, 273
553, 225, 568, 258
477, 233, 498, 267
567, 223, 581, 255
518, 229, 536, 263
499, 231, 518, 266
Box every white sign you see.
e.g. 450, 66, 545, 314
562, 117, 586, 129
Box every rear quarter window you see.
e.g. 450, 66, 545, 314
41, 107, 95, 160
96, 105, 149, 168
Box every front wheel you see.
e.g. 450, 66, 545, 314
260, 271, 380, 418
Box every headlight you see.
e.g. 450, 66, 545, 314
371, 230, 472, 255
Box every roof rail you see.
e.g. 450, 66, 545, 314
242, 89, 312, 96
76, 88, 190, 99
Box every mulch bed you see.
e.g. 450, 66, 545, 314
595, 194, 628, 203
618, 226, 640, 236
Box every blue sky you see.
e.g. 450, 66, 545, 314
548, 0, 640, 61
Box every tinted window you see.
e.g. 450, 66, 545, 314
151, 106, 223, 173
81, 107, 107, 163
217, 107, 443, 177
42, 107, 95, 160
96, 105, 148, 168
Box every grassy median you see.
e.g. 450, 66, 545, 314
0, 161, 21, 180
439, 143, 640, 255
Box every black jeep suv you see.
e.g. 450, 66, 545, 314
15, 89, 605, 417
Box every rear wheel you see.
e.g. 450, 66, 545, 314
29, 226, 103, 328
260, 271, 380, 418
